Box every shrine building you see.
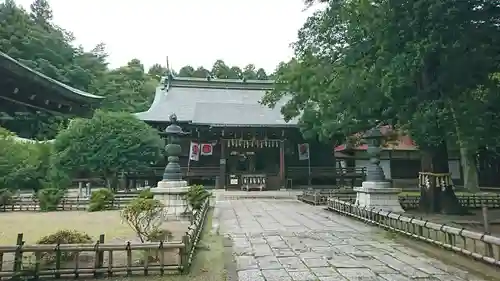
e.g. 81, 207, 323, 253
134, 75, 361, 190
0, 51, 103, 136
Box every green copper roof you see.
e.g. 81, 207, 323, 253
0, 51, 103, 101
135, 76, 298, 127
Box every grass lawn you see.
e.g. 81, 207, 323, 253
0, 210, 188, 244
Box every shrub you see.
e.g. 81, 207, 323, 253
37, 188, 66, 211
37, 230, 93, 263
88, 188, 115, 212
185, 185, 210, 211
121, 198, 165, 242
0, 188, 13, 206
147, 229, 173, 242
138, 188, 154, 199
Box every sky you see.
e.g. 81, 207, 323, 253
15, 0, 323, 73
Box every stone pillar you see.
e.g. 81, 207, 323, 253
153, 113, 190, 219
279, 140, 285, 188
78, 181, 83, 196
353, 127, 404, 213
219, 139, 226, 189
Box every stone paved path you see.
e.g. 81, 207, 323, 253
215, 199, 489, 281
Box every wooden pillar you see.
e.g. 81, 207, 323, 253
279, 140, 285, 188
219, 139, 226, 189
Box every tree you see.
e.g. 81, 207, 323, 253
242, 64, 257, 80
178, 65, 195, 77
229, 66, 243, 79
29, 0, 52, 29
0, 127, 63, 192
51, 111, 165, 190
263, 0, 500, 214
256, 68, 268, 80
94, 58, 158, 113
192, 66, 210, 78
148, 63, 167, 80
211, 59, 232, 79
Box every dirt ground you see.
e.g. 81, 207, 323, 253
0, 210, 190, 273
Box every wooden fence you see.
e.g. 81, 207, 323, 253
0, 198, 210, 279
0, 194, 137, 212
298, 189, 500, 209
327, 198, 500, 267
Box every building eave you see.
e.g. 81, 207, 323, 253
0, 51, 104, 102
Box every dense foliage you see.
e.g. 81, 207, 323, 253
36, 187, 65, 211
0, 127, 64, 193
88, 188, 115, 212
263, 0, 500, 192
51, 111, 165, 190
185, 185, 210, 212
37, 230, 93, 262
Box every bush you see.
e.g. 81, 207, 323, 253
138, 188, 154, 199
0, 188, 13, 206
37, 230, 93, 263
185, 185, 210, 211
37, 188, 66, 211
88, 188, 115, 212
147, 229, 173, 242
121, 198, 165, 242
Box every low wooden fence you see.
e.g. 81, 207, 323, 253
0, 198, 210, 279
0, 194, 137, 212
298, 189, 500, 209
327, 198, 500, 267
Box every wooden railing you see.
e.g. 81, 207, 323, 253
1, 194, 136, 212
298, 189, 500, 209
0, 198, 210, 278
327, 198, 500, 267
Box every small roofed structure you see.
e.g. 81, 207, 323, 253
133, 75, 360, 190
334, 125, 463, 189
0, 51, 103, 117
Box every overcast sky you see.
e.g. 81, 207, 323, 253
15, 0, 323, 72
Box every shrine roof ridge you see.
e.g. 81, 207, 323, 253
166, 75, 275, 91
0, 51, 103, 101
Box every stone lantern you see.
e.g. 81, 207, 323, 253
153, 113, 190, 218
162, 114, 189, 181
353, 126, 404, 213
364, 127, 386, 182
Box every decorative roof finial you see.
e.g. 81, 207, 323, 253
169, 113, 178, 123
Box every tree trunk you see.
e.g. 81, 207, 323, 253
419, 140, 468, 215
459, 145, 480, 192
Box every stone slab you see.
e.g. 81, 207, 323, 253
215, 198, 489, 281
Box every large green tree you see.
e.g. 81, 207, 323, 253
176, 60, 271, 80
263, 0, 500, 213
51, 111, 164, 190
93, 59, 158, 113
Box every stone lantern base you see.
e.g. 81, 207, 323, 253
354, 181, 404, 213
152, 180, 190, 219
